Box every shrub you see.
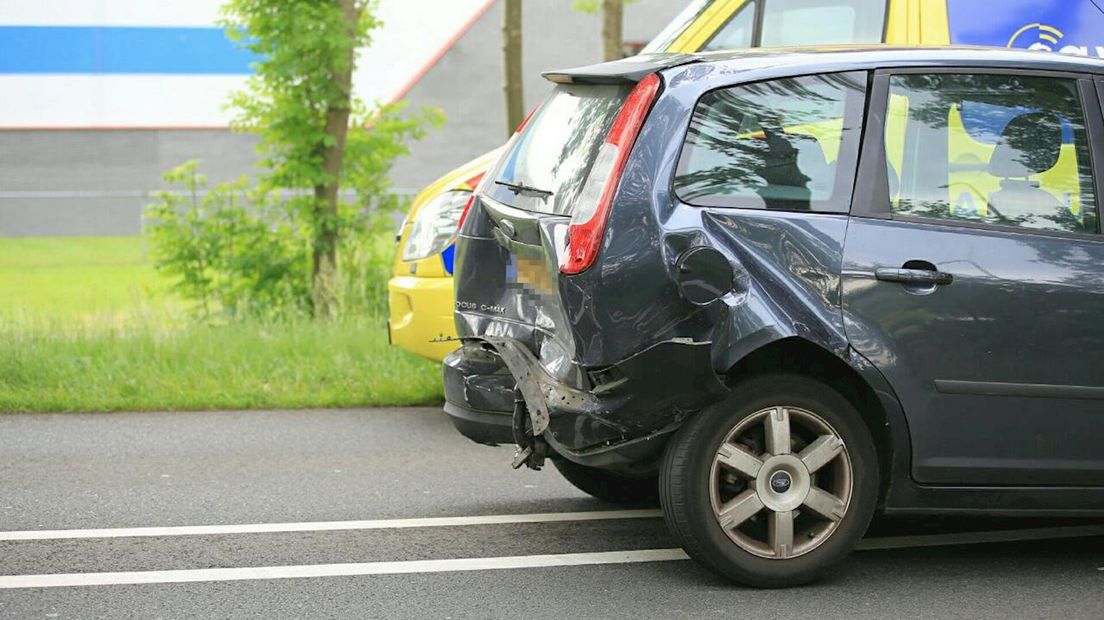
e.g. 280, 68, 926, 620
145, 161, 401, 321
145, 161, 308, 319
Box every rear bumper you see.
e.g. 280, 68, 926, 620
442, 401, 515, 446
387, 275, 457, 362
442, 337, 728, 467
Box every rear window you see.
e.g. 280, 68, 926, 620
488, 83, 630, 215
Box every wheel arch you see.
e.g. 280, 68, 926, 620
721, 336, 906, 508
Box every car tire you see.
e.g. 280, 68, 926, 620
553, 458, 660, 507
660, 372, 878, 588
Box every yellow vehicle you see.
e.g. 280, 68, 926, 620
387, 148, 501, 360
390, 0, 1101, 361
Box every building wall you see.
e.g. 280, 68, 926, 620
0, 130, 259, 236
0, 0, 683, 237
390, 0, 684, 191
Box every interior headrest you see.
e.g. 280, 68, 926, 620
988, 112, 1063, 178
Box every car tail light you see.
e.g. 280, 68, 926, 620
561, 73, 662, 275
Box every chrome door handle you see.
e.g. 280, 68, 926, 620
875, 268, 953, 286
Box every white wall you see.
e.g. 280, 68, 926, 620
0, 0, 495, 127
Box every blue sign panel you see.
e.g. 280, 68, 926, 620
0, 26, 255, 75
948, 0, 1104, 58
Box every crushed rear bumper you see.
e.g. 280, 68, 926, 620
443, 337, 728, 467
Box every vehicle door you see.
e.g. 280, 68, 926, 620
842, 68, 1104, 486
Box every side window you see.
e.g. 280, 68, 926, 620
702, 0, 888, 52
886, 73, 1099, 235
702, 1, 755, 52
759, 0, 886, 47
674, 71, 866, 212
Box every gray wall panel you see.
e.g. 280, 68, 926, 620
0, 0, 682, 237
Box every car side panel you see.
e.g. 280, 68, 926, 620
842, 66, 1104, 487
842, 219, 1104, 485
555, 72, 855, 371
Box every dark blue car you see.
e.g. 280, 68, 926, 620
444, 46, 1104, 586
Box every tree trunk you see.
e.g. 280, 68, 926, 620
502, 0, 524, 136
601, 0, 623, 62
312, 0, 360, 319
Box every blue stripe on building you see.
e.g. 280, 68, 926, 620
0, 26, 256, 74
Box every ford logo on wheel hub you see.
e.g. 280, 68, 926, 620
769, 471, 792, 493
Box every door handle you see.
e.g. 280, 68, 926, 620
875, 267, 953, 286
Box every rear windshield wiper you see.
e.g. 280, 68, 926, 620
494, 180, 554, 199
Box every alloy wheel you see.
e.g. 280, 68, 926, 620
708, 405, 853, 559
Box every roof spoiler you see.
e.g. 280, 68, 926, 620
542, 53, 699, 84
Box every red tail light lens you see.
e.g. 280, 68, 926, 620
561, 73, 662, 275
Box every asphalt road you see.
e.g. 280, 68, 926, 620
1, 408, 1102, 619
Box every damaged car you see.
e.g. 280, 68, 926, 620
444, 46, 1104, 586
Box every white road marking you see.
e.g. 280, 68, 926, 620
0, 549, 691, 589
0, 509, 663, 542
857, 524, 1104, 551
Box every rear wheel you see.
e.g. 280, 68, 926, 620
660, 373, 878, 587
553, 458, 660, 507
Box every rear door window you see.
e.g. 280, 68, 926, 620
487, 83, 630, 216
884, 73, 1098, 235
674, 71, 867, 212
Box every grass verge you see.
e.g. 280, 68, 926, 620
1, 237, 443, 412
0, 236, 181, 326
0, 318, 442, 413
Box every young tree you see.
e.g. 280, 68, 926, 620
574, 0, 637, 61
220, 0, 439, 318
502, 0, 524, 135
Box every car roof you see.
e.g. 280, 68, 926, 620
544, 45, 1104, 85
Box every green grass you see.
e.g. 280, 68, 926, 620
0, 236, 443, 413
0, 237, 181, 326
0, 318, 442, 412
